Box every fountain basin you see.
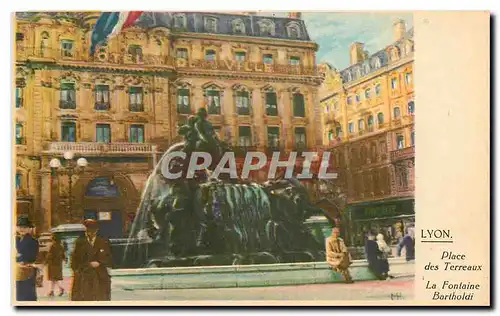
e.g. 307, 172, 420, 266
111, 258, 414, 290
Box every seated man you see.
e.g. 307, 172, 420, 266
325, 227, 353, 283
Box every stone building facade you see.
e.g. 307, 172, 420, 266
14, 12, 323, 237
318, 19, 415, 246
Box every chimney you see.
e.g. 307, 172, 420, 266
288, 12, 302, 19
393, 19, 406, 41
349, 42, 366, 65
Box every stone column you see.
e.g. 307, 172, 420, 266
39, 168, 52, 232
252, 88, 265, 149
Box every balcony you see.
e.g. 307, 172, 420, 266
94, 103, 110, 111
390, 146, 415, 162
129, 104, 145, 112
43, 142, 155, 156
59, 100, 76, 110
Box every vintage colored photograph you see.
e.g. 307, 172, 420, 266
13, 11, 415, 304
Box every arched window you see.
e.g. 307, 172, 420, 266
363, 62, 370, 74
408, 100, 415, 115
232, 19, 246, 34
345, 71, 352, 82
173, 14, 187, 29
203, 84, 223, 115
40, 31, 49, 57
358, 119, 364, 131
367, 115, 374, 131
377, 112, 384, 125
177, 86, 191, 114
292, 92, 305, 117
364, 88, 371, 99
393, 106, 401, 119
204, 17, 217, 33
286, 22, 301, 39
233, 85, 251, 116
355, 68, 361, 79
258, 19, 275, 37
374, 57, 381, 69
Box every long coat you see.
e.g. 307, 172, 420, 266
325, 236, 351, 270
15, 234, 39, 301
46, 241, 66, 281
365, 239, 388, 276
70, 235, 112, 301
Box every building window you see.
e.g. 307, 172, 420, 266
364, 88, 371, 99
348, 121, 354, 134
60, 82, 76, 109
335, 126, 342, 138
396, 134, 405, 149
267, 126, 280, 147
129, 124, 144, 143
94, 85, 110, 110
16, 32, 24, 41
288, 56, 300, 66
15, 172, 21, 189
61, 121, 76, 142
176, 48, 188, 59
375, 83, 381, 96
205, 49, 216, 61
173, 14, 187, 29
347, 96, 352, 105
263, 54, 273, 64
377, 112, 384, 125
15, 123, 23, 145
292, 93, 305, 117
405, 72, 412, 85
60, 39, 74, 57
355, 93, 361, 103
205, 17, 217, 33
358, 119, 364, 131
232, 19, 245, 34
408, 100, 415, 115
15, 86, 23, 108
367, 115, 374, 131
265, 92, 278, 116
206, 89, 221, 115
411, 131, 415, 146
393, 106, 401, 119
391, 77, 397, 90
294, 127, 306, 149
96, 124, 111, 143
235, 51, 246, 62
259, 21, 275, 36
238, 126, 252, 147
128, 45, 143, 63
236, 91, 250, 115
177, 88, 190, 114
129, 87, 143, 112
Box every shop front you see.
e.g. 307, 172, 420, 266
344, 198, 415, 247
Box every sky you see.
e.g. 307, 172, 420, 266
262, 12, 413, 70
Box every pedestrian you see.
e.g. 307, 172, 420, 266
364, 231, 388, 280
46, 234, 66, 296
15, 216, 39, 301
325, 227, 353, 283
376, 233, 394, 279
397, 227, 415, 261
70, 216, 112, 301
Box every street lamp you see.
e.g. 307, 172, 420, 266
49, 151, 88, 222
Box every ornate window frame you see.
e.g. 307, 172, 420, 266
232, 84, 252, 116
285, 21, 301, 39
257, 19, 276, 37
231, 18, 246, 35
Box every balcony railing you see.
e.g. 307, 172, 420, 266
390, 146, 415, 162
59, 100, 76, 109
44, 142, 154, 155
129, 104, 144, 112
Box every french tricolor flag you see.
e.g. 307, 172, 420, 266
89, 11, 143, 55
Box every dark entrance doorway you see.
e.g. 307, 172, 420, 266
84, 177, 124, 238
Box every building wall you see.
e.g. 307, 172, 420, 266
14, 12, 322, 233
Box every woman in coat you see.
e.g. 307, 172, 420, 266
46, 234, 66, 296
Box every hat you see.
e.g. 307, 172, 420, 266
83, 214, 98, 227
16, 216, 33, 228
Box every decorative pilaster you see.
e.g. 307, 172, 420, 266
39, 168, 52, 232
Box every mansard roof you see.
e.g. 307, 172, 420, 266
340, 27, 414, 84
16, 11, 312, 42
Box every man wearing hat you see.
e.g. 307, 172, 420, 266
70, 215, 112, 301
15, 216, 39, 301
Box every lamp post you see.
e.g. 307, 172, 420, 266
49, 151, 88, 223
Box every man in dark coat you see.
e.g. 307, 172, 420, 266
15, 216, 39, 301
364, 231, 387, 280
70, 217, 112, 301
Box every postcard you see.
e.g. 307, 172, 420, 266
12, 10, 490, 306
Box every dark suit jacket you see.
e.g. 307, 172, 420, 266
70, 235, 112, 301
